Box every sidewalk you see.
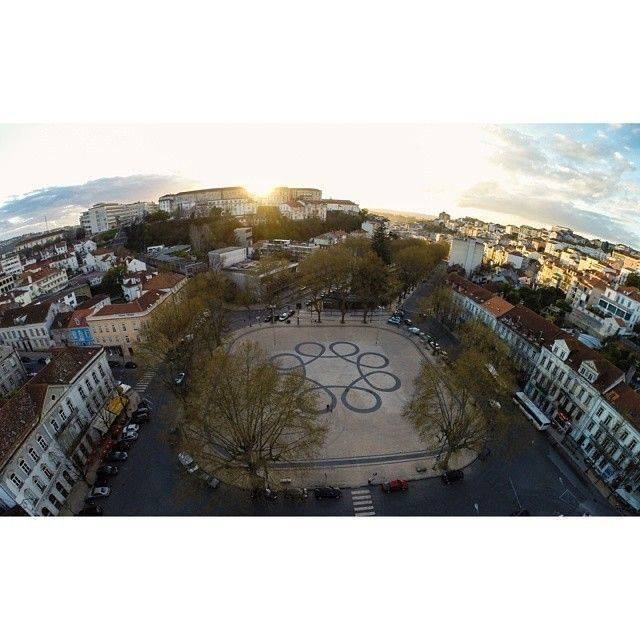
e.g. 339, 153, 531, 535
60, 389, 140, 516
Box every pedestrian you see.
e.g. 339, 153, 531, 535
326, 403, 330, 412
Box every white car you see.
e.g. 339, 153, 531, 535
178, 452, 199, 473
88, 486, 110, 499
174, 372, 186, 385
123, 423, 139, 434
408, 327, 421, 334
387, 317, 401, 325
489, 399, 502, 410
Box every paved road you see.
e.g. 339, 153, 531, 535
96, 285, 619, 517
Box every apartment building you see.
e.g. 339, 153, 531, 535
86, 275, 185, 359
0, 253, 23, 276
0, 345, 27, 398
447, 273, 640, 511
260, 187, 322, 206
0, 302, 60, 351
17, 266, 69, 298
80, 202, 155, 235
448, 237, 485, 276
596, 286, 640, 332
0, 347, 118, 516
14, 231, 65, 252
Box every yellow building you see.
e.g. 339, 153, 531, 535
86, 272, 186, 360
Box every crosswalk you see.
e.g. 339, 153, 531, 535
351, 487, 376, 517
134, 368, 156, 394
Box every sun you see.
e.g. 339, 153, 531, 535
246, 181, 275, 199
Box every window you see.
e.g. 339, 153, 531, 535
92, 371, 99, 384
33, 475, 46, 492
48, 494, 62, 509
55, 482, 69, 498
50, 418, 60, 433
19, 458, 31, 475
79, 386, 87, 400
10, 474, 23, 489
37, 435, 48, 450
41, 507, 52, 516
42, 464, 53, 480
28, 447, 40, 463
86, 379, 93, 392
596, 407, 604, 417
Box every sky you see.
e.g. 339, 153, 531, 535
1, 123, 640, 247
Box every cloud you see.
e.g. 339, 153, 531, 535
459, 180, 639, 245
0, 174, 199, 240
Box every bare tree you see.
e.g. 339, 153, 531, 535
403, 359, 486, 470
182, 342, 328, 489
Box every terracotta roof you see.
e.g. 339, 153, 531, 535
482, 296, 515, 318
93, 247, 115, 256
0, 347, 102, 466
604, 383, 640, 430
141, 272, 186, 292
51, 311, 74, 330
75, 294, 109, 310
447, 273, 494, 303
88, 289, 165, 318
561, 335, 624, 393
617, 286, 640, 303
21, 266, 64, 283
499, 304, 563, 348
0, 302, 54, 328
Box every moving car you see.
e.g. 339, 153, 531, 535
381, 479, 409, 493
106, 451, 128, 462
96, 465, 119, 476
314, 486, 342, 500
440, 469, 464, 484
87, 486, 110, 499
79, 505, 103, 516
178, 451, 199, 473
124, 361, 137, 369
174, 372, 186, 385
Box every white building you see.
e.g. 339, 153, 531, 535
17, 267, 69, 299
595, 286, 640, 332
0, 345, 27, 398
0, 302, 60, 351
0, 347, 119, 516
208, 246, 251, 270
0, 253, 23, 276
448, 237, 485, 275
80, 202, 155, 235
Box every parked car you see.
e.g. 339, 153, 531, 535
262, 314, 274, 323
381, 479, 409, 493
96, 465, 119, 476
108, 360, 122, 369
87, 486, 110, 499
278, 311, 289, 321
20, 356, 31, 363
283, 487, 308, 500
124, 361, 137, 369
118, 432, 139, 442
138, 398, 153, 410
314, 486, 342, 500
123, 423, 140, 433
204, 475, 220, 489
78, 505, 103, 516
112, 441, 131, 452
174, 372, 186, 385
178, 451, 199, 473
106, 451, 128, 462
387, 317, 401, 326
38, 356, 51, 365
403, 318, 413, 326
131, 412, 149, 423
408, 327, 421, 334
440, 469, 464, 484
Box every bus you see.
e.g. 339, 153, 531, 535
513, 391, 551, 431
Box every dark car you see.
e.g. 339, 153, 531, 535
403, 318, 412, 326
131, 411, 149, 423
477, 446, 491, 461
106, 451, 128, 462
108, 360, 122, 369
440, 469, 464, 484
138, 398, 153, 410
96, 465, 119, 476
314, 486, 342, 500
112, 441, 131, 452
117, 432, 138, 443
381, 479, 409, 493
283, 487, 308, 500
78, 505, 103, 516
124, 361, 137, 369
38, 356, 50, 365
20, 356, 31, 363
263, 314, 274, 323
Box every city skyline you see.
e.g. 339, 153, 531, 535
1, 123, 640, 246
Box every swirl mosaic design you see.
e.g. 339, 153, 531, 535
270, 341, 401, 414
